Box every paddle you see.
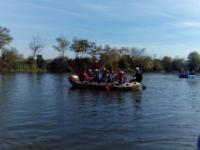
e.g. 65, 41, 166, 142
139, 81, 146, 90
105, 84, 110, 92
198, 134, 200, 150
142, 84, 146, 90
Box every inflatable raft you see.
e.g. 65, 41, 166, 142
68, 75, 142, 91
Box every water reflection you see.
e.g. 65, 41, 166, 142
131, 90, 142, 111
68, 87, 144, 118
0, 73, 200, 150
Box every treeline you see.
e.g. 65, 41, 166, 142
0, 26, 200, 73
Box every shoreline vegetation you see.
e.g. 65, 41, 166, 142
1, 26, 200, 74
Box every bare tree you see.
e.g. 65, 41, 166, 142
87, 42, 103, 57
53, 36, 70, 58
118, 47, 129, 56
129, 48, 145, 59
29, 36, 44, 60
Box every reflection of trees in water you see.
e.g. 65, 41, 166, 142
69, 88, 143, 108
0, 74, 18, 110
70, 88, 126, 103
131, 90, 142, 111
133, 90, 142, 101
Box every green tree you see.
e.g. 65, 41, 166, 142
161, 56, 172, 72
53, 36, 70, 58
118, 55, 131, 70
172, 58, 186, 72
36, 54, 46, 69
141, 56, 154, 72
71, 38, 90, 58
188, 51, 200, 72
47, 57, 69, 73
152, 59, 163, 72
0, 48, 18, 72
0, 26, 13, 52
99, 48, 119, 69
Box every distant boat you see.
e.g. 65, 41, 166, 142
68, 75, 142, 91
198, 134, 200, 150
179, 74, 196, 78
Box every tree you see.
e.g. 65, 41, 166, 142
47, 57, 69, 73
172, 58, 186, 72
87, 42, 103, 58
162, 56, 172, 72
99, 48, 120, 69
53, 36, 70, 58
0, 48, 18, 72
118, 55, 131, 70
129, 47, 145, 59
0, 26, 13, 52
71, 38, 90, 58
118, 47, 129, 57
188, 51, 200, 72
36, 54, 45, 69
153, 59, 163, 72
141, 56, 154, 72
29, 36, 44, 60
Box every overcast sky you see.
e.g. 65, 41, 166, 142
1, 0, 200, 58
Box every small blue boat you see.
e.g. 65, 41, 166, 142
179, 74, 196, 78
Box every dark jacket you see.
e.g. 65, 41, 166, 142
135, 72, 143, 83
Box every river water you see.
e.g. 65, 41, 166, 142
0, 73, 200, 150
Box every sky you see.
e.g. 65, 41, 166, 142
1, 0, 200, 58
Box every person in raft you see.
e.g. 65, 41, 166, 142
79, 69, 88, 82
131, 67, 143, 83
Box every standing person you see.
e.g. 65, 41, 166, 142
101, 67, 106, 81
107, 69, 114, 83
93, 68, 100, 82
118, 70, 125, 84
131, 67, 143, 83
87, 69, 93, 81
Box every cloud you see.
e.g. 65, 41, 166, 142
165, 20, 200, 30
178, 21, 200, 28
82, 3, 110, 12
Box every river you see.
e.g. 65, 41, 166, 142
0, 73, 200, 150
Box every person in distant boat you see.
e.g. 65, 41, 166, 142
107, 69, 114, 83
131, 67, 143, 83
87, 69, 94, 81
118, 70, 127, 84
79, 69, 88, 82
101, 67, 108, 82
93, 68, 100, 82
190, 70, 195, 75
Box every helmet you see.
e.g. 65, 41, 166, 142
136, 67, 140, 70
